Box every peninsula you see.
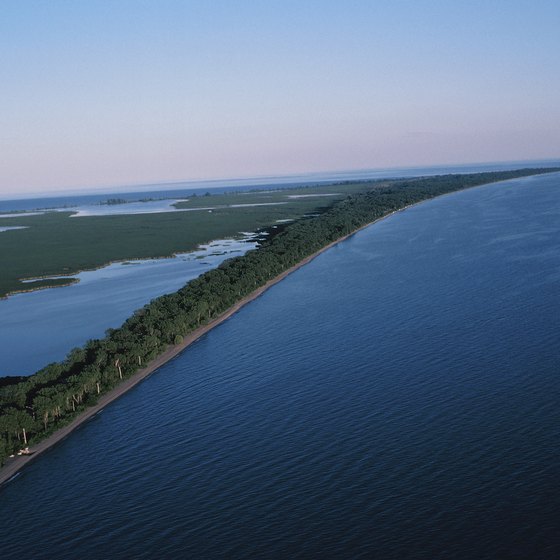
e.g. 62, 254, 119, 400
1, 168, 558, 484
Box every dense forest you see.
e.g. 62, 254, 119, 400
1, 168, 557, 466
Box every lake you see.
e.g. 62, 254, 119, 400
0, 172, 559, 558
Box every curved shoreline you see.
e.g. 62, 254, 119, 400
0, 211, 393, 488
2, 169, 557, 488
0, 234, 258, 300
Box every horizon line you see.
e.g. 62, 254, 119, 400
2, 157, 559, 201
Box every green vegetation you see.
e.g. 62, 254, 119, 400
0, 182, 376, 298
0, 168, 557, 466
100, 198, 128, 205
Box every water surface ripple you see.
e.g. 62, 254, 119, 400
1, 173, 559, 559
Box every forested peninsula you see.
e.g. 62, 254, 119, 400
1, 168, 557, 475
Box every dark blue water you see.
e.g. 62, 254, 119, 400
1, 173, 559, 559
1, 159, 558, 212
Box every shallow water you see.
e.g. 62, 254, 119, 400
1, 173, 559, 559
0, 237, 257, 376
0, 212, 44, 218
67, 198, 190, 217
0, 226, 28, 233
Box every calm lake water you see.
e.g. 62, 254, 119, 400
1, 173, 559, 559
0, 237, 257, 376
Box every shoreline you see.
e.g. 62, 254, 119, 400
0, 233, 259, 301
3, 169, 554, 301
0, 211, 394, 488
2, 169, 556, 488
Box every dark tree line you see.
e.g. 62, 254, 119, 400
1, 168, 557, 466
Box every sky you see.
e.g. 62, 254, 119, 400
1, 0, 559, 196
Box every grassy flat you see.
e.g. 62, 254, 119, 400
0, 181, 379, 298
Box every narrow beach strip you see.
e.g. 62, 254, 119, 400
3, 168, 556, 487
0, 212, 391, 488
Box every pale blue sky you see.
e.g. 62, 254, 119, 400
1, 1, 559, 195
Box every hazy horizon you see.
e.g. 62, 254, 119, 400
2, 1, 559, 197
2, 158, 560, 201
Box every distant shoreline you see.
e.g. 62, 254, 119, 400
2, 159, 559, 206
